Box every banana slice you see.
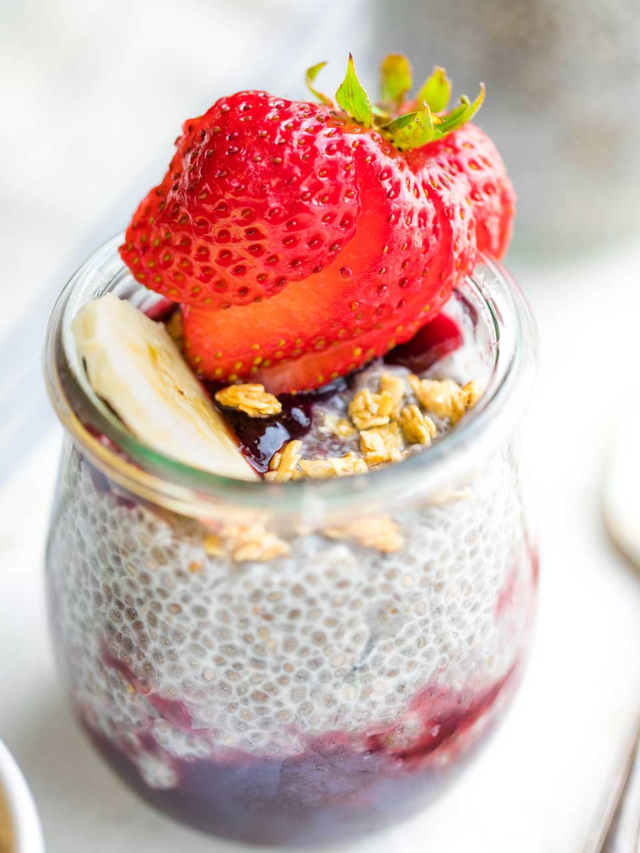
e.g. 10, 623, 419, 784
72, 294, 258, 481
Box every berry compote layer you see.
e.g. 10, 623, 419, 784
46, 290, 537, 845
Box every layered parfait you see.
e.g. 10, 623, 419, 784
45, 55, 538, 845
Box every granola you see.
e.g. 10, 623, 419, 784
299, 452, 367, 479
202, 532, 224, 556
265, 440, 302, 483
250, 362, 482, 484
379, 372, 406, 416
360, 421, 404, 466
320, 413, 357, 438
348, 388, 396, 430
325, 515, 404, 552
459, 380, 483, 415
215, 383, 282, 418
408, 376, 482, 424
231, 530, 291, 562
399, 404, 437, 445
203, 523, 291, 562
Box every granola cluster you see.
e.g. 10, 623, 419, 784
325, 515, 404, 553
202, 522, 290, 563
264, 440, 303, 483
408, 376, 482, 426
399, 404, 437, 445
266, 445, 367, 481
217, 371, 482, 483
207, 362, 483, 560
360, 421, 403, 466
348, 388, 396, 430
195, 393, 480, 559
319, 414, 356, 438
300, 453, 368, 479
215, 383, 282, 418
291, 371, 480, 477
200, 510, 403, 561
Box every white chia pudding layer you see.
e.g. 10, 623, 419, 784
46, 435, 535, 791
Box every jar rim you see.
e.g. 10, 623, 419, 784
43, 233, 538, 515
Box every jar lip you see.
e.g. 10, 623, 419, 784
43, 233, 538, 514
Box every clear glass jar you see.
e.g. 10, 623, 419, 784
44, 235, 538, 846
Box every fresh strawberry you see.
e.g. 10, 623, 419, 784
401, 65, 514, 259
456, 123, 515, 260
121, 55, 514, 393
181, 133, 472, 386
120, 92, 361, 309
406, 123, 515, 260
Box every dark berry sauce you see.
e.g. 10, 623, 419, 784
82, 659, 518, 846
204, 379, 348, 474
385, 312, 463, 374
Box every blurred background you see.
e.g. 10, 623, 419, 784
2, 2, 640, 851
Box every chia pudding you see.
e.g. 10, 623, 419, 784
43, 53, 538, 846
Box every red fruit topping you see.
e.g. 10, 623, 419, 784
181, 136, 472, 389
405, 122, 515, 260
385, 312, 463, 374
121, 55, 515, 393
120, 92, 360, 310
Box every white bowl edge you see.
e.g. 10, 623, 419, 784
0, 741, 44, 853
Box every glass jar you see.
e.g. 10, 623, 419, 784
43, 235, 538, 846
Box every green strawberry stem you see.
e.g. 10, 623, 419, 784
305, 62, 334, 107
379, 54, 413, 109
305, 54, 485, 151
415, 66, 452, 114
335, 54, 373, 128
381, 103, 435, 151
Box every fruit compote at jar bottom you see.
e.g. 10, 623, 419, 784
44, 238, 538, 846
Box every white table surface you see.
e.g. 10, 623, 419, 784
2, 2, 640, 850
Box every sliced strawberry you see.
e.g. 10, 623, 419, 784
455, 123, 515, 259
120, 92, 361, 309
252, 323, 406, 396
182, 137, 478, 391
123, 55, 515, 395
251, 296, 459, 395
182, 134, 449, 382
409, 123, 515, 259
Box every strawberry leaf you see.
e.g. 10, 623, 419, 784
336, 54, 373, 128
433, 84, 485, 137
380, 54, 413, 108
382, 102, 435, 150
305, 62, 334, 107
415, 66, 452, 114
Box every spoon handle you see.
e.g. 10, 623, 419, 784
584, 710, 640, 853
